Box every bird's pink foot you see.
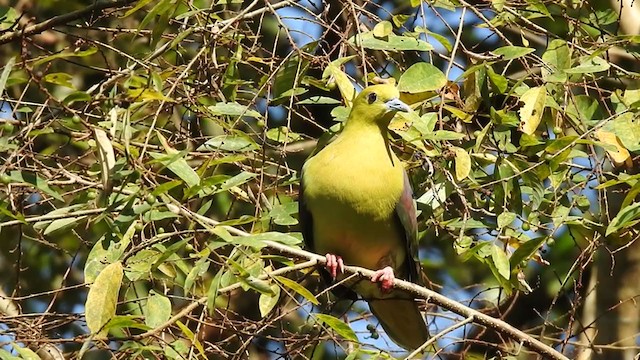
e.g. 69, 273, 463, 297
325, 254, 344, 279
371, 266, 395, 293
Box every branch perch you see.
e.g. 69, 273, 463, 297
168, 201, 569, 360
0, 0, 137, 45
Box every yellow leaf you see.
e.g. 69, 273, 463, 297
94, 128, 115, 195
85, 261, 123, 338
373, 21, 393, 38
518, 86, 547, 135
596, 130, 630, 165
453, 147, 471, 181
323, 58, 356, 107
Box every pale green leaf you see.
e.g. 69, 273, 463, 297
351, 32, 433, 52
373, 21, 393, 38
258, 283, 281, 317
398, 63, 447, 93
315, 314, 358, 342
497, 212, 516, 228
208, 102, 262, 118
8, 171, 64, 202
43, 216, 87, 235
606, 202, 640, 236
85, 261, 124, 337
43, 73, 75, 88
565, 57, 610, 74
494, 46, 535, 60
145, 291, 172, 328
150, 151, 200, 187
452, 147, 471, 181
491, 245, 510, 280
0, 57, 15, 96
198, 134, 259, 152
276, 276, 319, 305
11, 345, 39, 360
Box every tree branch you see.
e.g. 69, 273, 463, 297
165, 200, 569, 360
0, 0, 137, 45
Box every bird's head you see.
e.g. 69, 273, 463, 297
348, 84, 411, 127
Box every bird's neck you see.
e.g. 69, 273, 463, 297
341, 115, 395, 165
342, 111, 392, 142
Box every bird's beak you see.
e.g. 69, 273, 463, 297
385, 98, 411, 113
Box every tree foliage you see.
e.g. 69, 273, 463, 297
0, 0, 639, 358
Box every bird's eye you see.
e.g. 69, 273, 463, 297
367, 92, 377, 104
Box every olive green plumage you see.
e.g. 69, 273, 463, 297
299, 84, 429, 350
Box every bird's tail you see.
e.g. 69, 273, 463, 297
369, 298, 429, 351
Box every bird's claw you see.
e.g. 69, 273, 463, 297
371, 266, 395, 293
325, 253, 344, 279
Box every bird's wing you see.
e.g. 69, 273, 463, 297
393, 170, 421, 284
299, 167, 358, 300
298, 167, 314, 252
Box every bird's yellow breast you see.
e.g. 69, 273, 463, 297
302, 128, 406, 270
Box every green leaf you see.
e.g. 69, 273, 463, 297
566, 95, 603, 125
236, 232, 302, 246
144, 290, 172, 328
258, 283, 281, 317
315, 314, 358, 342
0, 56, 15, 96
494, 46, 535, 60
43, 216, 87, 235
267, 202, 299, 226
124, 0, 155, 17
198, 133, 259, 152
43, 72, 75, 88
34, 47, 98, 66
518, 86, 547, 135
150, 151, 200, 187
220, 171, 257, 192
373, 21, 393, 38
486, 65, 508, 93
542, 39, 570, 81
510, 236, 547, 270
414, 26, 452, 52
492, 0, 505, 11
208, 102, 261, 118
605, 113, 640, 152
8, 171, 64, 202
606, 202, 640, 236
103, 315, 150, 332
85, 261, 124, 338
266, 127, 302, 143
565, 56, 610, 74
351, 32, 433, 52
297, 96, 341, 105
398, 63, 447, 93
497, 212, 516, 229
423, 130, 466, 141
175, 321, 206, 357
275, 275, 319, 305
184, 251, 210, 294
63, 91, 92, 105
11, 345, 39, 360
491, 245, 510, 280
0, 347, 20, 360
545, 136, 579, 154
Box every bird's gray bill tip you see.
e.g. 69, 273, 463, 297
385, 98, 411, 113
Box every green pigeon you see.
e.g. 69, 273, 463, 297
299, 83, 429, 350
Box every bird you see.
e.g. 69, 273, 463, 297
299, 83, 429, 350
